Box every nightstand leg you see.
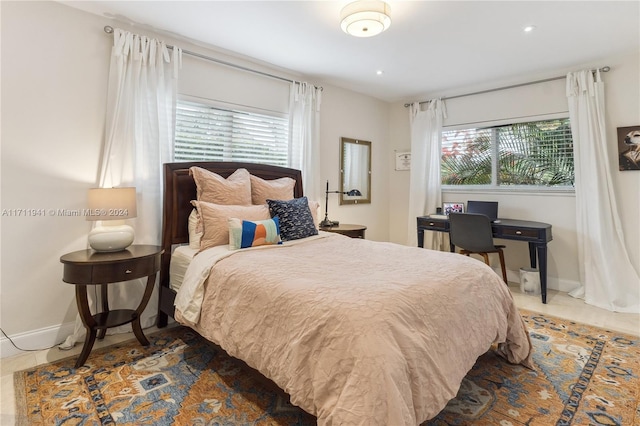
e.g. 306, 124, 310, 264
76, 329, 98, 369
131, 274, 156, 346
97, 284, 109, 340
75, 285, 98, 368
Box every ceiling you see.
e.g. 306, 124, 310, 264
61, 1, 639, 103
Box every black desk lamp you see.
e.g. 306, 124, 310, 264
319, 180, 362, 228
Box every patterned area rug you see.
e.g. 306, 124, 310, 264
13, 310, 640, 425
426, 311, 640, 426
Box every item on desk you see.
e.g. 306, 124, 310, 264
429, 214, 449, 219
467, 200, 499, 222
443, 202, 464, 215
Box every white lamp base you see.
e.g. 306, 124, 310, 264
89, 224, 135, 252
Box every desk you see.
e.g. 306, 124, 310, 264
417, 216, 552, 303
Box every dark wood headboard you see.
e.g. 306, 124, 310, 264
157, 161, 303, 326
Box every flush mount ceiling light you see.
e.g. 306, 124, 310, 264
340, 0, 391, 38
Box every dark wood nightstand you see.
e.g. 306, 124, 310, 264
60, 245, 163, 368
319, 224, 367, 239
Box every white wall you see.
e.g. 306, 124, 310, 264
388, 51, 640, 291
604, 53, 640, 272
2, 1, 109, 352
0, 0, 390, 356
319, 86, 390, 242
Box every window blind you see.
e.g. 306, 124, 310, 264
496, 119, 574, 186
441, 118, 574, 187
175, 100, 289, 166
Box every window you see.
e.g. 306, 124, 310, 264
174, 99, 289, 166
441, 118, 574, 188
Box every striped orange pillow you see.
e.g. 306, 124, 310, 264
228, 217, 282, 250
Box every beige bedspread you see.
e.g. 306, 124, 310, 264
175, 233, 532, 425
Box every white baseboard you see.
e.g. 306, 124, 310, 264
1, 321, 77, 359
1, 316, 170, 359
551, 277, 582, 294
504, 268, 581, 294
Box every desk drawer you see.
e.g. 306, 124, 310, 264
91, 256, 157, 283
417, 219, 448, 230
499, 227, 539, 239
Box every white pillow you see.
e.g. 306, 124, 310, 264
308, 199, 320, 229
188, 209, 202, 249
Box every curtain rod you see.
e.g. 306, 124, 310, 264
103, 25, 320, 89
403, 66, 610, 107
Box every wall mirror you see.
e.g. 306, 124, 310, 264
339, 137, 371, 205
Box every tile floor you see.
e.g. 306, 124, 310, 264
1, 285, 638, 425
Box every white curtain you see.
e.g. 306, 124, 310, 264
289, 82, 322, 201
61, 28, 182, 349
566, 69, 640, 313
407, 100, 447, 249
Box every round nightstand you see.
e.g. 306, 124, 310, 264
319, 224, 367, 239
60, 245, 163, 368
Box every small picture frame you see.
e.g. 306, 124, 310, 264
617, 125, 640, 171
395, 150, 411, 171
443, 202, 464, 215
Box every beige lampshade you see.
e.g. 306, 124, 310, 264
86, 187, 137, 221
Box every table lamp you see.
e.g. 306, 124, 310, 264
87, 187, 137, 252
319, 180, 362, 228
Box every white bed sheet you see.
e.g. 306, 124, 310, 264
169, 245, 199, 291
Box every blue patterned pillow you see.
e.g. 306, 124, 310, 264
228, 217, 281, 250
266, 197, 318, 241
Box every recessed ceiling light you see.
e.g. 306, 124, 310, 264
523, 25, 536, 33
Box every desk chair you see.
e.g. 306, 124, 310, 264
448, 213, 508, 283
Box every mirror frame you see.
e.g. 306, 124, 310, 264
339, 137, 371, 205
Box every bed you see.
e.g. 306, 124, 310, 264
157, 161, 533, 425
